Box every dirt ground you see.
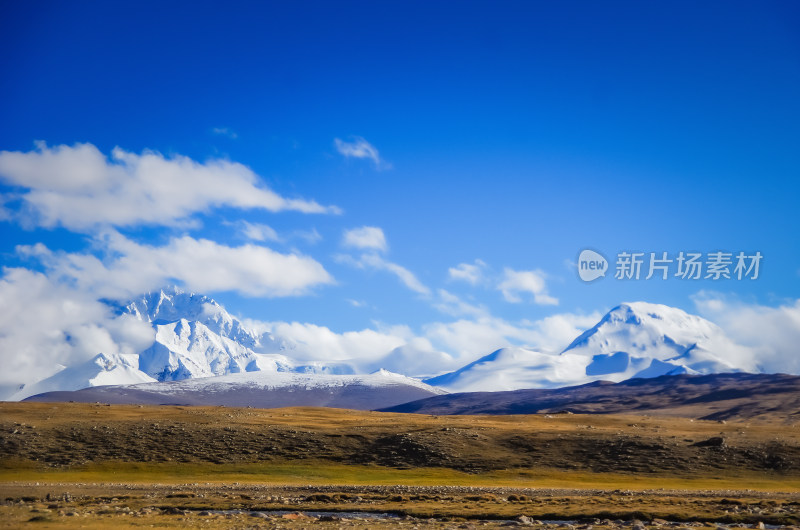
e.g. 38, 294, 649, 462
2, 482, 800, 528
2, 402, 799, 475
2, 402, 799, 528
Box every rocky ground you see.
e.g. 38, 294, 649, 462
2, 482, 800, 528
2, 402, 799, 528
1, 403, 799, 475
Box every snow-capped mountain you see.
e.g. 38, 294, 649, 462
425, 302, 756, 392
10, 352, 156, 401
126, 287, 355, 383
125, 288, 265, 350
23, 369, 447, 410
11, 287, 357, 400
562, 301, 755, 378
12, 292, 759, 401
425, 347, 588, 392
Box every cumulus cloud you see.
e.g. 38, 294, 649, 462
241, 318, 456, 377
239, 292, 601, 377
0, 268, 154, 399
0, 142, 340, 231
0, 229, 334, 396
423, 311, 601, 365
497, 267, 558, 305
334, 136, 389, 169
692, 291, 800, 374
369, 339, 457, 378
256, 321, 411, 363
20, 230, 334, 299
448, 259, 487, 285
342, 226, 388, 252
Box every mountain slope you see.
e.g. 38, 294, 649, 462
425, 302, 754, 392
424, 347, 588, 392
562, 301, 754, 378
10, 287, 360, 400
11, 293, 764, 400
23, 369, 447, 410
125, 287, 267, 350
10, 353, 156, 401
384, 372, 800, 421
128, 288, 357, 381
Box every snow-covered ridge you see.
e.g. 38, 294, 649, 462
426, 302, 755, 393
118, 368, 447, 396
11, 352, 155, 400
12, 287, 358, 400
13, 293, 759, 401
125, 286, 264, 349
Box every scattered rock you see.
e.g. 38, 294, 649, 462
694, 437, 726, 448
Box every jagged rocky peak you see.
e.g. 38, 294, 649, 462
126, 286, 222, 324
124, 286, 260, 348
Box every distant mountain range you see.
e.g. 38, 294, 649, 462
9, 288, 775, 403
383, 372, 800, 421
425, 301, 755, 392
23, 369, 446, 410
11, 287, 355, 400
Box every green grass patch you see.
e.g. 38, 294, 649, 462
2, 460, 799, 492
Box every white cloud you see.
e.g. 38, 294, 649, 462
241, 316, 455, 377
334, 136, 389, 169
497, 267, 558, 305
337, 227, 428, 296
433, 289, 487, 318
20, 230, 334, 299
240, 221, 280, 242
0, 142, 340, 231
338, 252, 430, 296
260, 321, 410, 363
211, 127, 238, 139
692, 292, 800, 374
346, 299, 366, 308
423, 311, 601, 365
293, 228, 322, 245
369, 339, 457, 378
342, 226, 388, 252
0, 268, 154, 399
239, 288, 597, 377
448, 259, 487, 285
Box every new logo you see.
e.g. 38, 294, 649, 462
578, 249, 607, 282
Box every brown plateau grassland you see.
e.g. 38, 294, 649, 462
1, 402, 798, 528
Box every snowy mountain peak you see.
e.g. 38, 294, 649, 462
124, 286, 265, 350
13, 293, 758, 401
368, 368, 435, 387
562, 301, 722, 359
126, 286, 222, 325
424, 347, 566, 392
11, 352, 155, 401
115, 287, 346, 385
426, 301, 755, 393
558, 301, 752, 382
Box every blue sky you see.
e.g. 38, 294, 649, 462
1, 1, 799, 388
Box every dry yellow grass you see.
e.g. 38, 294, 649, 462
2, 402, 800, 528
